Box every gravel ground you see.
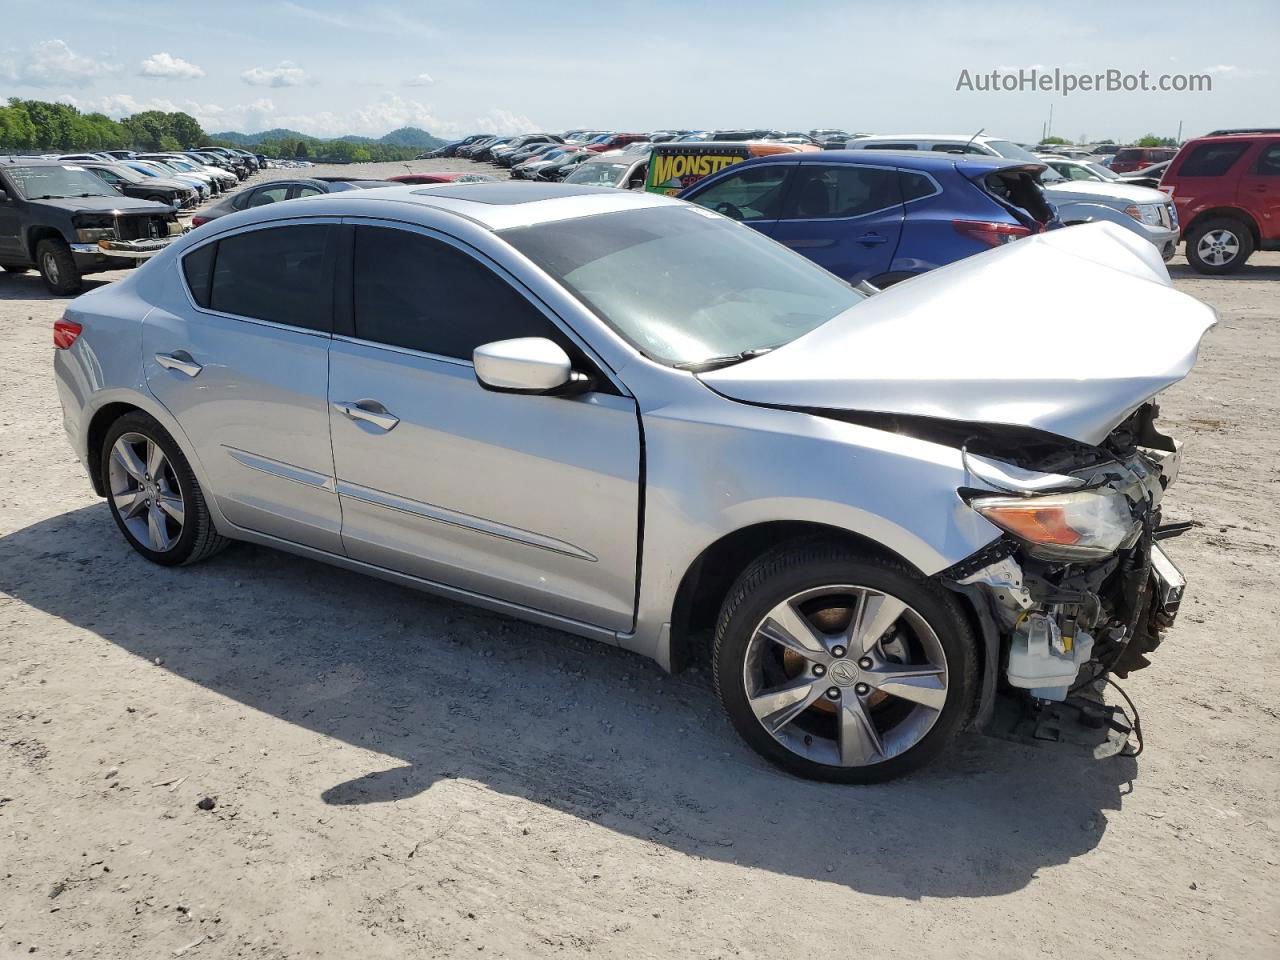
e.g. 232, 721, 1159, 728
0, 161, 1277, 960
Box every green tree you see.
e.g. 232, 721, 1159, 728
1041, 135, 1072, 145
168, 112, 204, 148
1136, 134, 1177, 147
294, 140, 309, 159
0, 100, 38, 151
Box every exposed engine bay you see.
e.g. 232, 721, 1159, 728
940, 401, 1188, 756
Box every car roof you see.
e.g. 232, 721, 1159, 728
227, 182, 678, 232
852, 133, 1007, 143
785, 149, 1035, 173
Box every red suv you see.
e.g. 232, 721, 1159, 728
1160, 129, 1280, 274
587, 133, 649, 153
1109, 146, 1177, 173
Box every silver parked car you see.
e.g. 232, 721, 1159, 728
53, 183, 1213, 782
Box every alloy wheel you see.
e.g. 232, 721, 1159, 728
1196, 228, 1240, 267
42, 251, 60, 285
742, 585, 948, 767
107, 432, 185, 552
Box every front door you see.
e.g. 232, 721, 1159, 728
328, 223, 641, 631
142, 221, 343, 552
681, 161, 797, 237
769, 163, 905, 284
0, 170, 24, 262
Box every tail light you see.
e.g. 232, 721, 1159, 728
952, 219, 1032, 248
54, 317, 83, 350
191, 215, 209, 228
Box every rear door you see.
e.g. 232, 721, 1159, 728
143, 220, 343, 552
768, 163, 904, 283
327, 222, 642, 631
1236, 141, 1280, 244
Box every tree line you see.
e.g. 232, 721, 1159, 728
1, 97, 425, 163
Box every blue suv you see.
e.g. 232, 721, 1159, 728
679, 150, 1058, 286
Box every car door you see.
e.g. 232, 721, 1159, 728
0, 169, 24, 261
681, 161, 797, 237
768, 163, 904, 284
1236, 142, 1280, 244
327, 222, 641, 632
142, 220, 343, 552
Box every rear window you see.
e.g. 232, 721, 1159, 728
209, 225, 334, 332
1115, 149, 1144, 163
1177, 141, 1250, 177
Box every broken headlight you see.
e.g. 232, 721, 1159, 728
970, 490, 1139, 561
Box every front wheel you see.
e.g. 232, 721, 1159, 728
713, 543, 977, 783
36, 238, 82, 295
101, 412, 229, 566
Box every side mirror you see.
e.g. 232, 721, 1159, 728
473, 337, 590, 395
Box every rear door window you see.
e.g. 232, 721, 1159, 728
1177, 142, 1249, 177
247, 185, 290, 207
209, 225, 335, 332
686, 164, 792, 221
778, 165, 901, 219
1254, 144, 1280, 176
351, 226, 569, 360
862, 143, 917, 150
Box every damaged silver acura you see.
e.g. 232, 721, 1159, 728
56, 185, 1213, 782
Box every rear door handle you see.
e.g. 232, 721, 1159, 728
154, 351, 203, 377
333, 399, 399, 432
857, 233, 889, 246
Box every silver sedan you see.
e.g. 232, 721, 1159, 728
53, 183, 1211, 782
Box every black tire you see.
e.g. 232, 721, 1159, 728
1, 264, 29, 274
36, 238, 82, 295
1185, 217, 1254, 275
713, 541, 978, 783
100, 412, 229, 567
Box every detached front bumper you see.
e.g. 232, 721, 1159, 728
70, 236, 180, 262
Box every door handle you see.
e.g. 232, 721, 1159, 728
154, 351, 203, 377
333, 399, 399, 432
857, 233, 889, 246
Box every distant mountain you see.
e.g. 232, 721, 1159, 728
211, 125, 446, 149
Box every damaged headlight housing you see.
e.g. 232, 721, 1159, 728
970, 490, 1139, 561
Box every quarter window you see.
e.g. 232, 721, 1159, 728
1178, 142, 1249, 177
181, 243, 215, 308
209, 225, 334, 332
780, 165, 901, 219
899, 171, 937, 202
352, 226, 567, 360
687, 165, 791, 221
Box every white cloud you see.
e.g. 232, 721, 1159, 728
406, 73, 434, 87
139, 52, 205, 80
241, 61, 308, 88
1, 39, 114, 88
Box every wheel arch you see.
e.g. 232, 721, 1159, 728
664, 520, 920, 673
1183, 206, 1261, 245
25, 225, 65, 259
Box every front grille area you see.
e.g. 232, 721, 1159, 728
115, 215, 170, 241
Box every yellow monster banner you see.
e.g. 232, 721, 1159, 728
646, 149, 748, 195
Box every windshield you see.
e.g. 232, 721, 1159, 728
564, 161, 629, 187
501, 205, 864, 367
3, 164, 118, 200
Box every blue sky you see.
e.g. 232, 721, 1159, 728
2, 0, 1275, 140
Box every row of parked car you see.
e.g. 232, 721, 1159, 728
428, 127, 1276, 277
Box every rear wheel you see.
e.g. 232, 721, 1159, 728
713, 542, 977, 783
1186, 217, 1254, 274
36, 238, 82, 295
101, 412, 229, 566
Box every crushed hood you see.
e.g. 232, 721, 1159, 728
700, 222, 1216, 446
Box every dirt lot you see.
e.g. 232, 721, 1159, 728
1, 161, 1277, 960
